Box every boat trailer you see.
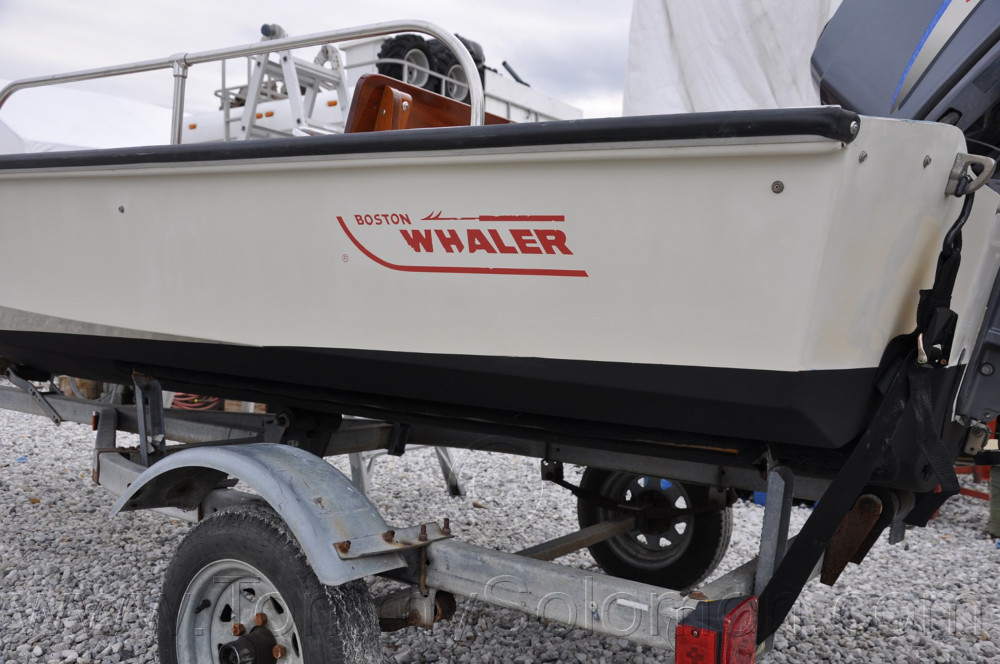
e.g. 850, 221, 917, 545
0, 367, 949, 662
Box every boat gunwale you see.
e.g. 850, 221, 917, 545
0, 107, 860, 171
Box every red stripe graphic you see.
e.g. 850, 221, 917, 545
479, 215, 565, 222
338, 216, 588, 278
421, 211, 564, 222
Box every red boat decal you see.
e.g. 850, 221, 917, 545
338, 213, 588, 277
422, 211, 565, 223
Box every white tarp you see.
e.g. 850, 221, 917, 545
623, 0, 843, 115
0, 118, 26, 154
0, 80, 172, 154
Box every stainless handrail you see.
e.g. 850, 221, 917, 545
0, 20, 485, 145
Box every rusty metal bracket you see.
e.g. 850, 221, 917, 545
820, 493, 883, 586
333, 521, 452, 560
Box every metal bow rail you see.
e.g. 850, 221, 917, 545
0, 20, 485, 145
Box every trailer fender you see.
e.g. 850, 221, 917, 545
110, 443, 406, 587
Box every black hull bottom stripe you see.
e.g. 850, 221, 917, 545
0, 331, 879, 449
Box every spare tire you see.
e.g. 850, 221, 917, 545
577, 468, 732, 591
377, 34, 435, 90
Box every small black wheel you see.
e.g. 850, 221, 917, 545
577, 468, 732, 590
377, 35, 435, 90
157, 504, 381, 664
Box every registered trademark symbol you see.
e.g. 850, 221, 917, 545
342, 254, 349, 263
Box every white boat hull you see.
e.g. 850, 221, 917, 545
1, 109, 998, 449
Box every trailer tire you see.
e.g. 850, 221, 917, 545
377, 35, 435, 90
577, 468, 732, 591
157, 503, 381, 664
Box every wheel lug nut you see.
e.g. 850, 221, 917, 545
232, 622, 246, 636
254, 612, 268, 626
273, 644, 287, 659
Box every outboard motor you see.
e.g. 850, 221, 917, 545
812, 0, 1000, 158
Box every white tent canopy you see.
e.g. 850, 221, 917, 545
0, 80, 172, 153
623, 0, 842, 115
0, 118, 26, 154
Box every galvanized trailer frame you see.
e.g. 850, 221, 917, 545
0, 376, 806, 657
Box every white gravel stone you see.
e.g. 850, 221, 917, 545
1, 391, 998, 662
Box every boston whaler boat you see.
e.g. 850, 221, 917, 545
2, 9, 1000, 663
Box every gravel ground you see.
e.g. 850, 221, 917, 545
1, 400, 998, 663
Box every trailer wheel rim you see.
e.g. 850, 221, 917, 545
175, 558, 304, 664
443, 64, 469, 100
600, 475, 694, 569
403, 48, 431, 87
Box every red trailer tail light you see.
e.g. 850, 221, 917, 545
720, 597, 758, 662
676, 622, 718, 662
675, 595, 758, 664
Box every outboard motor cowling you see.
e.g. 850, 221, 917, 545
812, 0, 1000, 156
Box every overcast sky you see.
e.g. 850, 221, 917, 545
0, 0, 633, 119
